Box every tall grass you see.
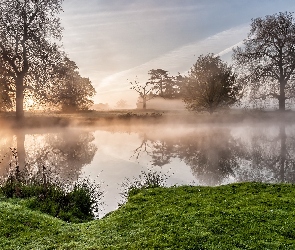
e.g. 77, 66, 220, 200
120, 170, 169, 202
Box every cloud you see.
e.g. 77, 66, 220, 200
216, 40, 244, 57
94, 24, 250, 106
98, 24, 250, 91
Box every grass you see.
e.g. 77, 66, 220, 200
3, 109, 295, 128
1, 182, 295, 249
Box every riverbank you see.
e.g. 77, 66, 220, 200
1, 109, 295, 128
1, 182, 295, 249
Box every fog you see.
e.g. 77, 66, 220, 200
1, 112, 295, 216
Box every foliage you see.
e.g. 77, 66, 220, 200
50, 57, 96, 112
148, 69, 182, 99
0, 166, 102, 223
115, 99, 127, 109
0, 79, 13, 111
0, 0, 64, 119
183, 53, 240, 114
1, 183, 295, 249
233, 12, 295, 111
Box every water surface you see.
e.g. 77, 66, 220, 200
1, 122, 294, 216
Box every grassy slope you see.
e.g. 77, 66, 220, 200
1, 183, 295, 249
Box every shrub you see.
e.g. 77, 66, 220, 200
0, 166, 103, 223
120, 170, 169, 202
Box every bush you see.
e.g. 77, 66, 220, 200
0, 166, 103, 223
120, 170, 169, 201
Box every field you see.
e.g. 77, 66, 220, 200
1, 183, 295, 249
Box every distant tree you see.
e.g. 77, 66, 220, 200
92, 103, 110, 111
148, 69, 182, 99
130, 80, 157, 109
52, 57, 96, 112
183, 54, 239, 114
173, 73, 185, 98
233, 12, 295, 111
0, 0, 63, 119
116, 99, 127, 109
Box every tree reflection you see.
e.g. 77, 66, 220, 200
132, 124, 295, 185
132, 128, 244, 185
16, 130, 26, 170
175, 129, 243, 185
0, 129, 97, 182
26, 130, 97, 181
131, 133, 178, 167
151, 139, 176, 166
0, 130, 15, 176
237, 124, 295, 183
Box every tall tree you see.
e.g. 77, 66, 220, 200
0, 0, 63, 119
233, 12, 295, 111
148, 69, 182, 99
51, 57, 96, 112
183, 54, 239, 114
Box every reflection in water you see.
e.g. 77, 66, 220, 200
26, 130, 97, 180
175, 129, 243, 185
4, 124, 293, 187
1, 123, 295, 216
0, 130, 14, 176
131, 124, 295, 185
16, 131, 26, 170
236, 124, 295, 183
0, 128, 97, 182
132, 128, 243, 185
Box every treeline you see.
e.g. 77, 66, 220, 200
132, 12, 295, 113
132, 54, 239, 113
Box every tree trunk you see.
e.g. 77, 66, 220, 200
279, 80, 286, 111
279, 125, 286, 182
208, 103, 214, 115
143, 96, 147, 109
15, 76, 24, 120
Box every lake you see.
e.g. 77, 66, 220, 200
0, 121, 294, 216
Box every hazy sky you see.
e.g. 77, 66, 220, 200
60, 0, 295, 107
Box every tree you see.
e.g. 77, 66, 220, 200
116, 99, 127, 109
0, 65, 13, 111
130, 80, 156, 109
0, 0, 63, 119
148, 69, 183, 99
51, 57, 96, 112
233, 12, 295, 111
183, 54, 239, 114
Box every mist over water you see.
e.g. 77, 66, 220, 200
0, 120, 294, 216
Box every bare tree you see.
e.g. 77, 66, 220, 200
130, 80, 157, 109
233, 12, 295, 111
183, 54, 239, 114
0, 0, 63, 119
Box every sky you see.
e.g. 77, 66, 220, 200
60, 0, 295, 107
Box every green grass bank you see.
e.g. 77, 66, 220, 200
1, 182, 295, 249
